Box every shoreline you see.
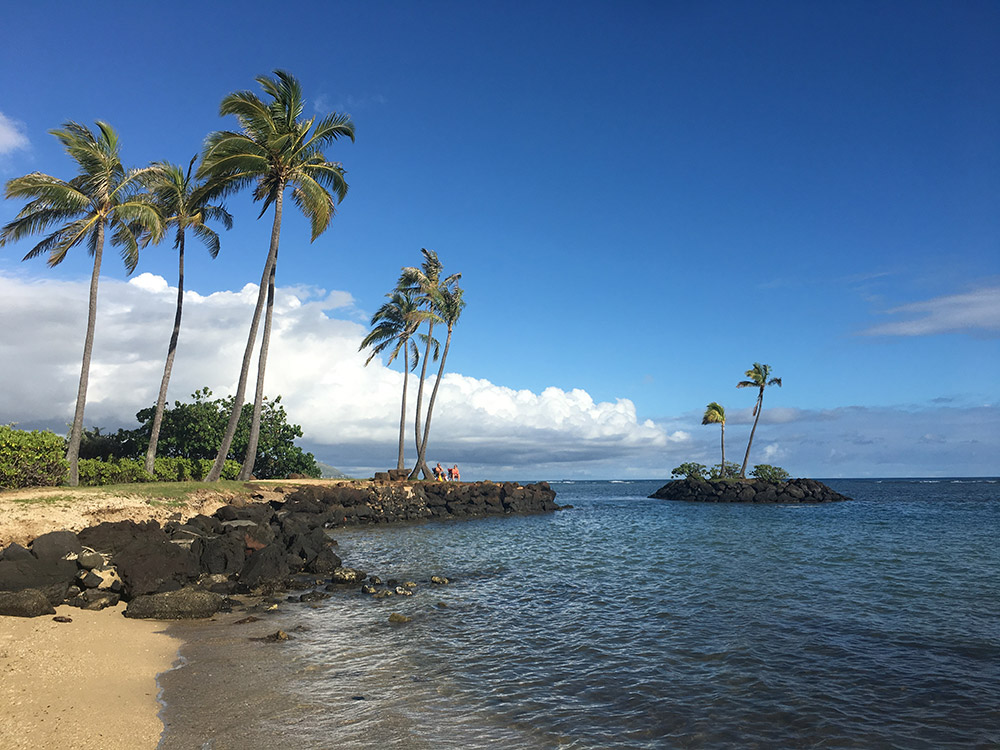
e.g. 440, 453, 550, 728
0, 603, 178, 749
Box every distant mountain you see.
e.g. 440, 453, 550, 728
315, 461, 350, 479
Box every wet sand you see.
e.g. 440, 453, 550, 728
0, 603, 178, 749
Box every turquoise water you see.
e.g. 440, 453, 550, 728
164, 479, 1000, 748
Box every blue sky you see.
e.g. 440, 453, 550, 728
1, 1, 997, 478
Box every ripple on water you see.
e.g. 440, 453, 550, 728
162, 479, 1000, 749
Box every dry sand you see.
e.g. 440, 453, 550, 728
0, 603, 178, 749
0, 487, 232, 549
0, 478, 355, 748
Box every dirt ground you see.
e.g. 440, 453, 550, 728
0, 479, 353, 548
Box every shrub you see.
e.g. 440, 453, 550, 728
751, 464, 790, 482
79, 456, 243, 485
0, 425, 68, 489
709, 461, 741, 480
671, 462, 708, 480
77, 458, 153, 486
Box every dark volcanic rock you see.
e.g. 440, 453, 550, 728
124, 587, 226, 620
0, 558, 77, 604
1, 543, 34, 562
0, 589, 56, 617
650, 477, 851, 504
29, 530, 82, 561
237, 544, 289, 591
78, 520, 199, 596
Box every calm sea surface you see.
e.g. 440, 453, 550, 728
161, 479, 1000, 749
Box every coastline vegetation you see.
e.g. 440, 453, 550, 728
678, 362, 787, 482
0, 70, 364, 488
361, 248, 464, 479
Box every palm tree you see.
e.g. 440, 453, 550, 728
736, 363, 782, 478
198, 70, 354, 481
0, 122, 163, 485
359, 291, 435, 470
702, 402, 727, 475
398, 249, 460, 479
411, 283, 465, 479
143, 157, 233, 474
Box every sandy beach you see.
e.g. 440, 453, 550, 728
0, 603, 178, 749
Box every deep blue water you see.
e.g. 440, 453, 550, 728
166, 479, 1000, 749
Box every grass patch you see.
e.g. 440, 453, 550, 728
9, 494, 78, 505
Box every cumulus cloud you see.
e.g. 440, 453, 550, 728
2, 271, 996, 479
0, 112, 30, 156
0, 271, 672, 478
861, 286, 1000, 338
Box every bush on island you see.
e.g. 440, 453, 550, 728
671, 462, 709, 480
749, 464, 790, 482
0, 425, 68, 490
709, 461, 742, 480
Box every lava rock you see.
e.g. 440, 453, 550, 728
30, 530, 82, 561
0, 589, 56, 617
124, 588, 226, 620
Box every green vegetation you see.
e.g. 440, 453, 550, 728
198, 70, 355, 482
143, 158, 232, 474
671, 462, 709, 480
750, 464, 791, 482
399, 249, 464, 479
80, 388, 320, 480
709, 461, 742, 480
0, 425, 68, 490
675, 363, 788, 483
736, 362, 782, 478
0, 122, 165, 485
702, 402, 727, 473
360, 291, 434, 471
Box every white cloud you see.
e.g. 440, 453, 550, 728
0, 271, 670, 478
2, 271, 996, 479
861, 286, 1000, 338
0, 112, 30, 156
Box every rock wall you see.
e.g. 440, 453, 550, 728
650, 477, 851, 504
0, 481, 559, 618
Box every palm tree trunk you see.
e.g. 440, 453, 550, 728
205, 190, 284, 482
65, 224, 104, 486
145, 230, 186, 475
411, 320, 434, 477
239, 257, 276, 480
412, 325, 452, 479
397, 343, 409, 471
739, 391, 764, 479
720, 421, 726, 474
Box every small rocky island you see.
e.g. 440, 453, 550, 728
650, 477, 851, 504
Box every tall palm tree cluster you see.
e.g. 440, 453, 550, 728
0, 71, 355, 486
702, 362, 782, 479
360, 249, 465, 479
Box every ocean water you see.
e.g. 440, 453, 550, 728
161, 479, 1000, 749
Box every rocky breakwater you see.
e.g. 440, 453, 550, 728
650, 477, 851, 504
0, 480, 559, 619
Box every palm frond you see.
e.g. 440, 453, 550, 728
290, 173, 335, 240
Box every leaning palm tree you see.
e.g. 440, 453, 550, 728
410, 283, 465, 479
398, 249, 460, 477
0, 121, 163, 485
359, 291, 435, 470
143, 158, 232, 474
702, 402, 727, 476
198, 70, 354, 481
736, 363, 782, 478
